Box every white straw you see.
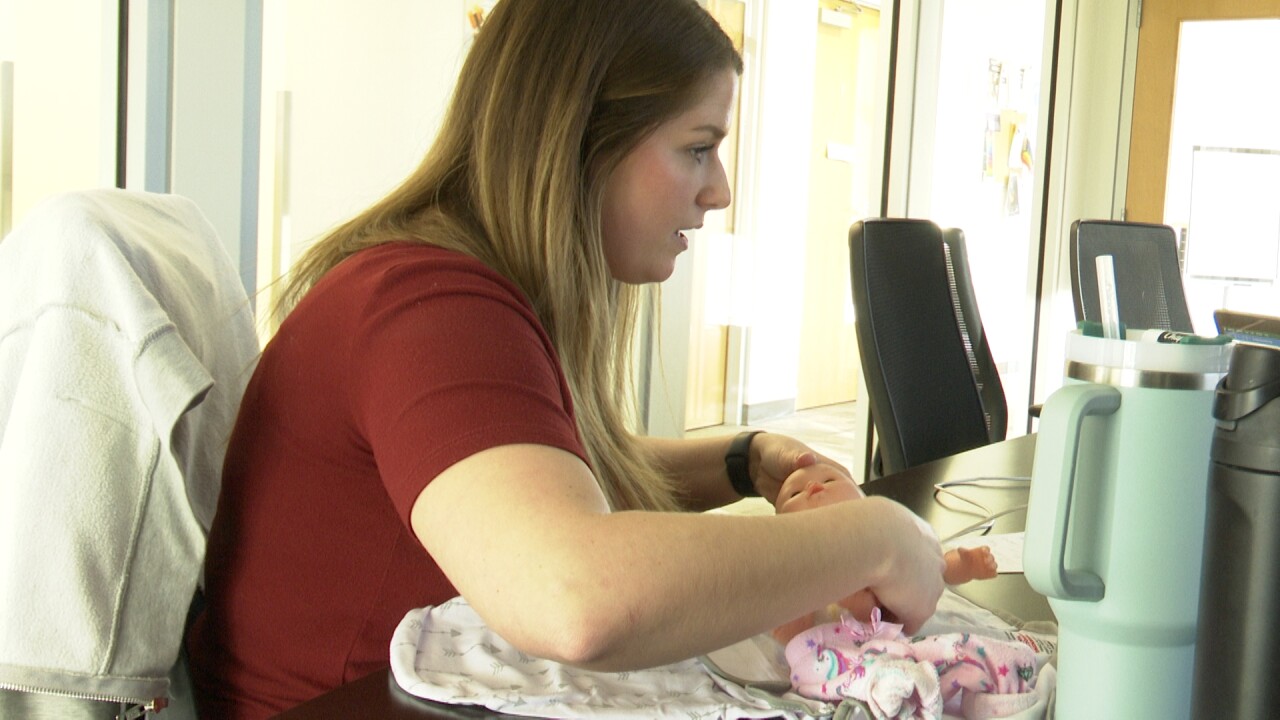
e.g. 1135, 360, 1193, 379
1096, 254, 1121, 339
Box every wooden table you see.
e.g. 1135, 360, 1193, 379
277, 434, 1045, 719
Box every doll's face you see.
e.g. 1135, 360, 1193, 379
775, 465, 864, 514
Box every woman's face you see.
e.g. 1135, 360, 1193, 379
600, 69, 736, 284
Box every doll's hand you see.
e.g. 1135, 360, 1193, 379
943, 545, 998, 584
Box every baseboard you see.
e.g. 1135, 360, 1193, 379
744, 398, 796, 424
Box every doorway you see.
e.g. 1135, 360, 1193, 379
1127, 0, 1280, 330
683, 0, 747, 431
795, 1, 879, 411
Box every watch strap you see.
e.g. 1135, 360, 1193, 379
725, 431, 763, 497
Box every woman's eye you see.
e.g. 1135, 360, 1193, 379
690, 145, 712, 162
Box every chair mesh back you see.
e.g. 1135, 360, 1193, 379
1070, 220, 1194, 332
849, 219, 992, 475
940, 241, 991, 438
940, 230, 1007, 443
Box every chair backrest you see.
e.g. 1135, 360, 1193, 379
1069, 219, 1194, 332
0, 189, 259, 717
848, 218, 995, 477
941, 227, 1008, 443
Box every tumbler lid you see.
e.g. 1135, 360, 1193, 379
1065, 329, 1233, 390
1214, 343, 1280, 421
1212, 342, 1280, 473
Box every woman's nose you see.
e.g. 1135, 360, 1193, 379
697, 157, 732, 211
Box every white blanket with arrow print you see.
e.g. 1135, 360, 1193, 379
389, 593, 1057, 719
389, 596, 830, 719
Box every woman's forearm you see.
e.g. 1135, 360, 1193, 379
413, 443, 944, 672
639, 432, 846, 511
639, 434, 744, 511
534, 503, 900, 670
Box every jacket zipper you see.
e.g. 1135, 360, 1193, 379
0, 681, 167, 718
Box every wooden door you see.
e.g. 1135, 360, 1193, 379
1126, 0, 1280, 222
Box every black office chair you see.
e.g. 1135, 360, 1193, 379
849, 218, 1004, 478
941, 227, 1008, 442
1069, 219, 1194, 332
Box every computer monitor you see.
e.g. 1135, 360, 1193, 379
1214, 309, 1280, 348
1186, 147, 1280, 284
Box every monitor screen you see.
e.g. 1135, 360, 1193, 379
1186, 146, 1280, 284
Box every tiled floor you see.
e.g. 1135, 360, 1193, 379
685, 401, 862, 516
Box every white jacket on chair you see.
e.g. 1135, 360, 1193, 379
0, 189, 260, 709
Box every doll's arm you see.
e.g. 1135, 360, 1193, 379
771, 589, 880, 645
943, 545, 997, 584
771, 612, 820, 646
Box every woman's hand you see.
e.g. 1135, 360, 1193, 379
859, 497, 946, 635
751, 433, 854, 505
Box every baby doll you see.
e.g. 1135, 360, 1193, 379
784, 606, 1040, 718
771, 464, 997, 646
772, 465, 1041, 719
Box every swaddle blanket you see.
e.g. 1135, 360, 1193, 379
390, 592, 1056, 719
390, 597, 829, 718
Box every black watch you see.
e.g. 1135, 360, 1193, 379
725, 431, 764, 497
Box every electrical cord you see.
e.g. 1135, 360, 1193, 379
940, 505, 1029, 544
930, 475, 1031, 544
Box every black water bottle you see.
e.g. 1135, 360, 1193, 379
1192, 342, 1280, 719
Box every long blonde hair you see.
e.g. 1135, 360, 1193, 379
277, 0, 743, 512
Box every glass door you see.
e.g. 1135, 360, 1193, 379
1127, 8, 1280, 331
897, 0, 1050, 439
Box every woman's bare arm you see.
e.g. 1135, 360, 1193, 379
638, 433, 853, 511
412, 443, 943, 672
637, 434, 749, 511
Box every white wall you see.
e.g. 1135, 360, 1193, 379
0, 0, 115, 234
275, 0, 468, 258
250, 0, 468, 324
167, 1, 470, 300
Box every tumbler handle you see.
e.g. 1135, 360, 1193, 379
1024, 383, 1120, 601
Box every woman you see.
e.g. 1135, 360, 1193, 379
187, 0, 945, 716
